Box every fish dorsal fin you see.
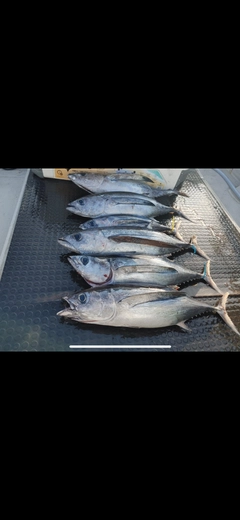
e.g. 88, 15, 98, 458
109, 174, 154, 184
109, 235, 184, 249
112, 217, 149, 226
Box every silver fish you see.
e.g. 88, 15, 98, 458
58, 227, 208, 258
57, 287, 240, 336
68, 172, 188, 198
79, 215, 184, 240
70, 169, 164, 186
66, 192, 192, 221
68, 256, 220, 293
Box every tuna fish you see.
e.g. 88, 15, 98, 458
66, 192, 192, 221
68, 172, 188, 198
68, 256, 220, 292
79, 215, 184, 240
58, 227, 209, 259
57, 286, 240, 336
69, 169, 165, 186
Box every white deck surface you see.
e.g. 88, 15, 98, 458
198, 169, 240, 231
0, 169, 30, 279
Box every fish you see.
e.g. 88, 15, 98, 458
67, 256, 220, 293
57, 286, 240, 336
58, 227, 209, 259
69, 169, 165, 186
79, 215, 184, 240
66, 192, 192, 221
68, 172, 188, 198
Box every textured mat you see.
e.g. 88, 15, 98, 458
0, 169, 240, 351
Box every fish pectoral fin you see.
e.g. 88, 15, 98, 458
177, 320, 191, 331
123, 294, 165, 308
109, 235, 180, 248
112, 196, 156, 206
122, 265, 179, 274
122, 291, 185, 308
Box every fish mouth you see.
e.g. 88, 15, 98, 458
57, 296, 78, 316
68, 256, 80, 270
57, 306, 94, 323
57, 308, 76, 317
66, 203, 76, 211
58, 238, 75, 251
58, 238, 79, 253
62, 296, 76, 310
57, 308, 97, 323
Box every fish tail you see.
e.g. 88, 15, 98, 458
173, 221, 184, 242
189, 236, 210, 260
156, 188, 189, 198
174, 208, 193, 222
202, 260, 222, 293
176, 190, 190, 198
216, 293, 240, 337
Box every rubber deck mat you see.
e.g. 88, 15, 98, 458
0, 169, 240, 351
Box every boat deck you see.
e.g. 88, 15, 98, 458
0, 168, 240, 351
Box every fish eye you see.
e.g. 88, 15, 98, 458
81, 257, 89, 265
74, 233, 82, 241
78, 199, 84, 205
89, 221, 95, 227
78, 293, 87, 304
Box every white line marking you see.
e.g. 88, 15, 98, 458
69, 345, 171, 349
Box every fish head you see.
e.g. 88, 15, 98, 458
58, 231, 86, 252
80, 217, 112, 229
80, 219, 99, 230
68, 173, 104, 193
68, 256, 112, 286
66, 196, 90, 216
57, 289, 116, 323
67, 195, 105, 217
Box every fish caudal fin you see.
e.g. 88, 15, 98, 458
189, 236, 210, 260
202, 260, 222, 293
173, 208, 193, 222
216, 293, 240, 337
155, 188, 189, 198
176, 190, 189, 198
173, 220, 184, 242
